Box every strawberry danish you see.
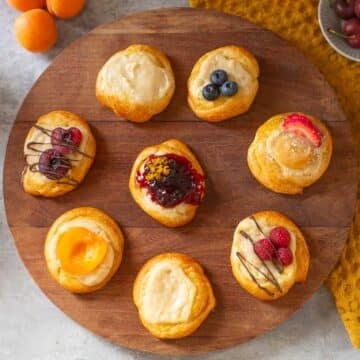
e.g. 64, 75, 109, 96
247, 113, 333, 194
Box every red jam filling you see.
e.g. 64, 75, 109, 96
136, 153, 205, 208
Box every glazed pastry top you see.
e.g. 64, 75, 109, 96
264, 115, 328, 178
189, 53, 254, 100
247, 113, 333, 194
141, 259, 196, 324
97, 51, 172, 104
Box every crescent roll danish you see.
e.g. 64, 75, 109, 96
45, 207, 124, 293
129, 139, 206, 227
187, 45, 259, 122
230, 211, 310, 301
96, 44, 175, 122
133, 253, 216, 339
247, 113, 333, 194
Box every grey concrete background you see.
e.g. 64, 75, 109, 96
0, 1, 358, 359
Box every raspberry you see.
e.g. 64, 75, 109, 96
277, 247, 293, 266
51, 127, 82, 155
254, 239, 275, 261
269, 226, 291, 248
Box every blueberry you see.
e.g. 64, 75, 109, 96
210, 69, 228, 86
202, 84, 220, 101
220, 80, 238, 97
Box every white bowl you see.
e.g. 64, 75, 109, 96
318, 0, 360, 62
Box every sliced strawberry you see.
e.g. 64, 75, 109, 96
283, 113, 322, 147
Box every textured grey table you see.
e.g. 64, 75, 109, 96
0, 1, 358, 359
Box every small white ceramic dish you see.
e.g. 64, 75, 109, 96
318, 0, 360, 62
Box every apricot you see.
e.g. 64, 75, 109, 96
46, 0, 86, 19
7, 0, 46, 12
14, 9, 57, 52
56, 227, 108, 276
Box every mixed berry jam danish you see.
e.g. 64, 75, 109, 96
129, 139, 205, 227
22, 111, 96, 197
247, 113, 333, 194
230, 211, 310, 301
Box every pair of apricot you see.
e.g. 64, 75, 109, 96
8, 0, 86, 52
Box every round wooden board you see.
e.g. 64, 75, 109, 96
4, 8, 357, 355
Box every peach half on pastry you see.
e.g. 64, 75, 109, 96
45, 207, 124, 293
247, 113, 333, 194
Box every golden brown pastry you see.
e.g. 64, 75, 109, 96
230, 210, 309, 301
133, 253, 216, 339
129, 139, 206, 227
22, 110, 96, 197
187, 45, 259, 122
247, 112, 333, 194
45, 207, 124, 294
96, 44, 175, 122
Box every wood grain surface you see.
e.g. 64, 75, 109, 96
3, 8, 357, 355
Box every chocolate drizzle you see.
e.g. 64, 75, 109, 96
24, 125, 91, 186
239, 230, 282, 294
31, 125, 93, 158
236, 252, 274, 296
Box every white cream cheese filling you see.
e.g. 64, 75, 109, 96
99, 51, 172, 103
142, 260, 196, 324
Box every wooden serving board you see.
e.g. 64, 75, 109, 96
4, 8, 357, 355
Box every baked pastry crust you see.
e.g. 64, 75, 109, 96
96, 44, 175, 122
230, 210, 310, 301
187, 45, 259, 122
247, 113, 333, 194
45, 207, 124, 294
129, 139, 205, 227
133, 252, 216, 339
22, 111, 96, 197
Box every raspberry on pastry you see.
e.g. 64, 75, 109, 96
187, 45, 259, 122
230, 211, 310, 301
96, 44, 175, 123
22, 111, 96, 197
129, 139, 205, 227
44, 207, 124, 294
247, 112, 333, 194
133, 253, 216, 339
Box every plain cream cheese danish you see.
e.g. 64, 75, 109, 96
96, 44, 175, 122
133, 253, 216, 339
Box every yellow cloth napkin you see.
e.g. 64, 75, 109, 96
190, 0, 360, 348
